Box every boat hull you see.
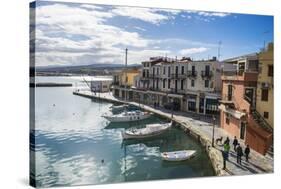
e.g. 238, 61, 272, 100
122, 127, 169, 139
161, 150, 196, 161
103, 113, 151, 122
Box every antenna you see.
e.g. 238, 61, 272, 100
125, 48, 128, 101
218, 41, 222, 61
262, 30, 270, 50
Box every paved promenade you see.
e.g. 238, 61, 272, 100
73, 90, 273, 176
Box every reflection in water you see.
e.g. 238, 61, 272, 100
32, 77, 215, 187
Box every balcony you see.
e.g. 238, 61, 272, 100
169, 88, 186, 94
187, 71, 197, 78
148, 74, 161, 78
170, 73, 187, 79
221, 71, 258, 82
201, 71, 213, 78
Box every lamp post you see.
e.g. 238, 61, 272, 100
212, 115, 216, 147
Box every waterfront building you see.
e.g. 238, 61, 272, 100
219, 51, 273, 155
256, 43, 274, 128
135, 56, 221, 114
90, 78, 112, 93
112, 68, 140, 99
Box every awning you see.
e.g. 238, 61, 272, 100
218, 104, 246, 119
147, 90, 167, 96
168, 93, 184, 98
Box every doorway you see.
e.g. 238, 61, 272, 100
240, 122, 246, 140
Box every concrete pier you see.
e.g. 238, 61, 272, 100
73, 90, 273, 176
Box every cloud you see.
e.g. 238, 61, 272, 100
33, 2, 216, 66
181, 10, 230, 22
197, 11, 230, 17
111, 7, 171, 25
179, 47, 209, 55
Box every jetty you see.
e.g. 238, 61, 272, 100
73, 90, 273, 176
34, 82, 73, 87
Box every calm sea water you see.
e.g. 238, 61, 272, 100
32, 76, 215, 187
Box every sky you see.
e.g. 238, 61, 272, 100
30, 1, 273, 66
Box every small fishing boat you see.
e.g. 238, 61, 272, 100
102, 110, 152, 122
122, 122, 172, 139
161, 150, 196, 161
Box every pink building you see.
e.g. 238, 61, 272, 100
219, 54, 272, 155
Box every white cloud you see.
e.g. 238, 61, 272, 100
179, 47, 209, 55
197, 11, 230, 17
33, 3, 214, 66
111, 7, 170, 25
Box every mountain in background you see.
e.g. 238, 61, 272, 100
36, 63, 142, 75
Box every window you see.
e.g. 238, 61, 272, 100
228, 85, 233, 101
181, 79, 184, 90
192, 66, 195, 74
226, 114, 230, 125
191, 80, 195, 87
268, 65, 273, 77
168, 66, 171, 77
181, 66, 184, 74
205, 80, 209, 88
264, 112, 269, 119
205, 65, 210, 75
157, 68, 159, 75
261, 89, 268, 101
168, 79, 171, 89
163, 79, 166, 88
163, 67, 166, 75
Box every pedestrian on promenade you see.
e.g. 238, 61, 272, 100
236, 143, 243, 165
233, 136, 238, 151
224, 141, 230, 160
245, 144, 250, 162
224, 136, 230, 145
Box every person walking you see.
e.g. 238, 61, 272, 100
224, 136, 230, 145
222, 141, 230, 170
245, 144, 250, 162
233, 136, 238, 151
236, 143, 243, 165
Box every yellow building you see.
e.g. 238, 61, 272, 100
113, 68, 140, 87
112, 68, 140, 99
256, 42, 274, 128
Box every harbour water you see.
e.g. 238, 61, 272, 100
32, 76, 215, 187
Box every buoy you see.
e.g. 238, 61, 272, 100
101, 159, 104, 163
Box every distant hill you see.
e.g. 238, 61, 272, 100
36, 63, 142, 73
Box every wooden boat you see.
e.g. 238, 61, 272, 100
102, 110, 151, 122
161, 150, 196, 161
122, 122, 172, 139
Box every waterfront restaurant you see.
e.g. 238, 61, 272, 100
219, 52, 273, 155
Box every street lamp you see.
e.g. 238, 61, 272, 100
212, 115, 216, 147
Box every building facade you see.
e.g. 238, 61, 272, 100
121, 56, 222, 115
219, 52, 273, 155
256, 43, 274, 128
112, 68, 140, 99
90, 79, 112, 93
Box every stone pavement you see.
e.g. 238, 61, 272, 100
73, 90, 274, 176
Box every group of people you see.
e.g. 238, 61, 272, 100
222, 136, 251, 170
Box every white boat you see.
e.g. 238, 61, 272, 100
161, 150, 196, 161
102, 110, 151, 122
122, 122, 172, 139
110, 104, 128, 112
